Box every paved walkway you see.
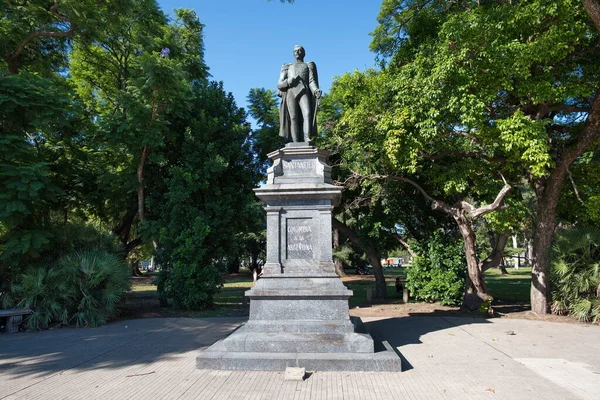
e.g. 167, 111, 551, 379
1, 316, 599, 399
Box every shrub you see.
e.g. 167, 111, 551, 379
406, 232, 466, 306
158, 262, 222, 310
551, 227, 600, 323
6, 223, 130, 330
12, 249, 130, 330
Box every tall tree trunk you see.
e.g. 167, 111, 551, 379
531, 171, 564, 314
526, 238, 534, 266
137, 146, 149, 222
456, 216, 491, 310
113, 203, 138, 253
527, 2, 600, 314
332, 218, 387, 299
332, 227, 345, 277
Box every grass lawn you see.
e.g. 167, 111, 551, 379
124, 265, 532, 318
343, 266, 408, 307
343, 265, 532, 306
484, 267, 531, 303
124, 271, 254, 319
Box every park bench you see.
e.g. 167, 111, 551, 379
0, 308, 32, 333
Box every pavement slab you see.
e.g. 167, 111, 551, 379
1, 316, 598, 399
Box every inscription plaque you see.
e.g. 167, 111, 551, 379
286, 218, 313, 259
283, 159, 315, 175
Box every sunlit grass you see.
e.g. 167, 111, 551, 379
485, 267, 531, 303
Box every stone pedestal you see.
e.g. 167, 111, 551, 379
196, 145, 401, 371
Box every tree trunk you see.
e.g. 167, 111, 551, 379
512, 234, 520, 269
526, 238, 534, 266
531, 162, 568, 314
113, 204, 138, 249
228, 258, 240, 274
251, 251, 261, 275
528, 93, 600, 313
130, 258, 142, 277
137, 146, 149, 222
498, 263, 509, 275
332, 227, 345, 277
332, 218, 387, 299
480, 230, 510, 272
456, 215, 491, 310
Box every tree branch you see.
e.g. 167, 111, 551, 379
6, 1, 76, 72
419, 150, 506, 165
392, 234, 418, 258
357, 172, 457, 216
566, 166, 585, 205
469, 182, 511, 219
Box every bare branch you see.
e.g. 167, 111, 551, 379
547, 105, 591, 114
10, 29, 76, 64
469, 183, 511, 219
6, 0, 77, 72
449, 130, 480, 143
566, 166, 585, 205
392, 234, 418, 258
358, 172, 457, 216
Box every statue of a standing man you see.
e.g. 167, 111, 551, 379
277, 45, 322, 143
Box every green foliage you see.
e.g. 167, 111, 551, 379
6, 223, 129, 329
551, 227, 600, 323
247, 88, 285, 173
151, 81, 259, 310
11, 248, 130, 330
2, 1, 265, 318
157, 263, 222, 310
406, 232, 466, 306
1, 0, 131, 74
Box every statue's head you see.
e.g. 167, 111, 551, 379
293, 45, 305, 61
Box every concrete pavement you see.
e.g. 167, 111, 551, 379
1, 316, 599, 399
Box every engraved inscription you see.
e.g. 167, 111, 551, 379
283, 159, 315, 175
286, 219, 313, 259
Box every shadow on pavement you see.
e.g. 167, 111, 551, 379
0, 317, 245, 379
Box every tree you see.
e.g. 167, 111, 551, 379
1, 0, 131, 75
247, 88, 286, 174
363, 0, 600, 313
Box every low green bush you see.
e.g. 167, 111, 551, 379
158, 262, 222, 310
406, 232, 466, 306
551, 227, 600, 323
11, 248, 130, 329
6, 223, 130, 330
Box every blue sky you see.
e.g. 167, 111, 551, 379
158, 0, 382, 115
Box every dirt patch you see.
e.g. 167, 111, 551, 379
349, 301, 592, 325
130, 275, 156, 286
123, 275, 593, 326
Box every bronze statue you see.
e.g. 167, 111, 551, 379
277, 45, 322, 143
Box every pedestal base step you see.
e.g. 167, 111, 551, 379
196, 340, 402, 372
222, 332, 374, 353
